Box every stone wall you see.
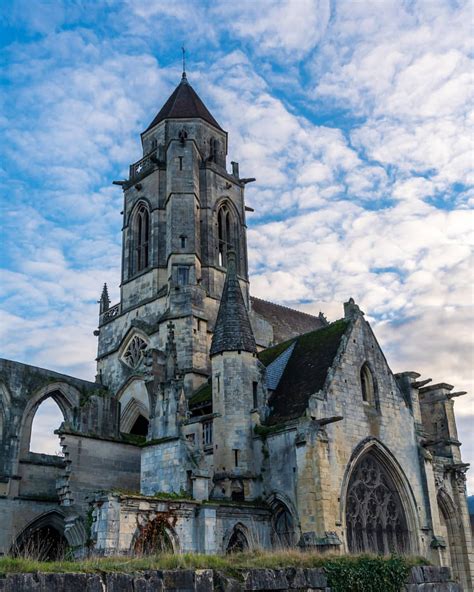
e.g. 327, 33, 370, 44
0, 566, 461, 592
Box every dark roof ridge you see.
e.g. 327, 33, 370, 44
250, 296, 325, 321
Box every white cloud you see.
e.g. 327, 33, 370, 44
1, 0, 472, 492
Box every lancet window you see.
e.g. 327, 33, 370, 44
131, 203, 150, 275
226, 525, 249, 553
272, 503, 296, 548
345, 452, 409, 555
360, 363, 375, 405
217, 204, 237, 268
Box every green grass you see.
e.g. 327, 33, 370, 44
0, 551, 427, 576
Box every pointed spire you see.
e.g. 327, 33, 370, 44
210, 251, 257, 357
144, 73, 223, 133
99, 283, 110, 314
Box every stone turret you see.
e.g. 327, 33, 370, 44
210, 252, 259, 501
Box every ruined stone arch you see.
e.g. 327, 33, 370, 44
18, 383, 79, 458
437, 488, 465, 584
267, 492, 299, 548
223, 522, 250, 553
341, 438, 419, 555
12, 510, 69, 560
132, 515, 179, 555
116, 376, 151, 436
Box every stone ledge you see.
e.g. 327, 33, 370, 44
0, 566, 461, 592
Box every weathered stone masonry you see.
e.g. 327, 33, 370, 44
0, 71, 472, 590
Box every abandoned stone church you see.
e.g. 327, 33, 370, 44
0, 72, 472, 589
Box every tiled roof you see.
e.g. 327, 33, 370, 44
210, 253, 257, 356
258, 319, 349, 425
144, 74, 223, 133
265, 341, 296, 391
250, 297, 326, 344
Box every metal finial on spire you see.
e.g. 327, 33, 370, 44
181, 46, 187, 80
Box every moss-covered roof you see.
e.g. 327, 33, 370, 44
189, 381, 212, 407
263, 319, 349, 425
258, 337, 297, 367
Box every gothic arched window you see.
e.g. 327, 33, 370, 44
345, 452, 410, 555
360, 363, 375, 405
272, 503, 296, 548
131, 203, 150, 275
217, 204, 237, 268
226, 524, 249, 554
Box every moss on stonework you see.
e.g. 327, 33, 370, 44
189, 382, 212, 406
254, 424, 286, 438
120, 432, 146, 446
257, 339, 295, 367
152, 489, 192, 501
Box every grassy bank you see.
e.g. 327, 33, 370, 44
0, 550, 426, 574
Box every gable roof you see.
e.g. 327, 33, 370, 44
258, 319, 349, 425
144, 74, 223, 133
210, 252, 257, 357
250, 297, 327, 344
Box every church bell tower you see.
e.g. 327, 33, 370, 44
96, 70, 253, 396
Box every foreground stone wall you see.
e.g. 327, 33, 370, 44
0, 566, 461, 592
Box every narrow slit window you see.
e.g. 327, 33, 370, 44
252, 382, 258, 409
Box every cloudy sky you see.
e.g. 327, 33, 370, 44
0, 0, 473, 491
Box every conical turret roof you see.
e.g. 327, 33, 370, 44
210, 252, 257, 357
144, 73, 223, 133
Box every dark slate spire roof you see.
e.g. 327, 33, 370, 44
210, 251, 257, 357
144, 73, 223, 133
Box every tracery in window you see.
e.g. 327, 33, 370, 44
122, 335, 148, 369
217, 204, 237, 268
360, 363, 375, 405
131, 203, 150, 275
346, 453, 409, 555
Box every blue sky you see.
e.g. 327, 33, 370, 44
0, 0, 473, 491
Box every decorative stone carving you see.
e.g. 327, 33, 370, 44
122, 335, 148, 369
346, 454, 409, 554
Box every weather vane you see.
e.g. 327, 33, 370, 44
182, 46, 186, 78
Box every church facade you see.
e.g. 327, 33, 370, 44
0, 72, 472, 589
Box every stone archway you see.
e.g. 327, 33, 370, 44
437, 490, 464, 583
18, 383, 79, 458
225, 523, 250, 554
12, 511, 69, 561
268, 495, 298, 549
344, 447, 414, 555
133, 516, 177, 556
